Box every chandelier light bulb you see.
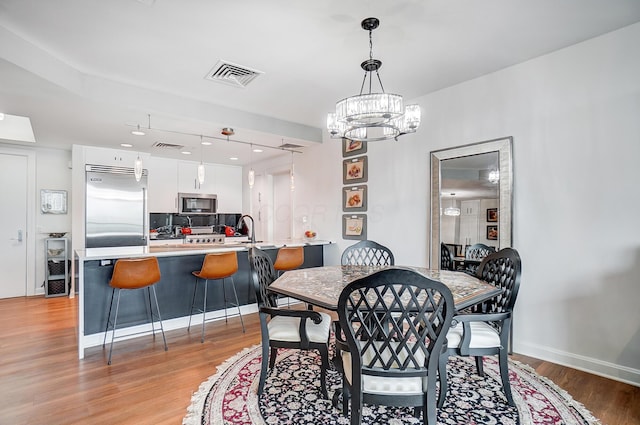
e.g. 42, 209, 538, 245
197, 163, 205, 185
248, 169, 255, 189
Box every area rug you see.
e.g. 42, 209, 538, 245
183, 345, 601, 425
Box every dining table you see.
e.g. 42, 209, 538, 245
268, 265, 502, 312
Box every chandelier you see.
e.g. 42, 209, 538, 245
327, 17, 421, 142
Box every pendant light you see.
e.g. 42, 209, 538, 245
248, 144, 255, 189
443, 193, 460, 216
197, 136, 205, 185
289, 151, 295, 191
326, 17, 421, 142
134, 154, 143, 182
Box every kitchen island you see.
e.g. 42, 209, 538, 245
74, 240, 332, 359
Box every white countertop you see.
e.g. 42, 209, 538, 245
74, 239, 333, 261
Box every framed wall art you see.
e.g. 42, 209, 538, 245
343, 156, 368, 185
342, 138, 367, 157
40, 189, 68, 214
486, 208, 498, 222
487, 225, 498, 240
342, 185, 367, 212
342, 214, 367, 240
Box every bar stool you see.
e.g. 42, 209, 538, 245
189, 252, 245, 343
274, 246, 305, 307
274, 246, 304, 276
103, 257, 167, 365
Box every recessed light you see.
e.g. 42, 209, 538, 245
253, 148, 263, 153
0, 113, 5, 120
229, 157, 238, 161
201, 141, 212, 146
181, 151, 192, 155
131, 124, 145, 136
120, 143, 133, 148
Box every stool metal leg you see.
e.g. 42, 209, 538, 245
222, 278, 229, 323
103, 288, 116, 348
107, 288, 122, 365
150, 285, 168, 351
229, 276, 245, 333
188, 278, 199, 332
201, 279, 208, 343
147, 287, 156, 336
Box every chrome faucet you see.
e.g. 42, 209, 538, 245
237, 214, 255, 244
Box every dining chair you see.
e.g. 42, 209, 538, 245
334, 267, 455, 425
440, 243, 455, 271
462, 243, 496, 275
340, 240, 395, 266
248, 247, 332, 398
102, 257, 168, 365
437, 247, 522, 408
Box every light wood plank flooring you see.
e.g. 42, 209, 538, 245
0, 296, 637, 424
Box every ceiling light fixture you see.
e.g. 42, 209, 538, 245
131, 124, 145, 136
327, 17, 421, 142
134, 154, 143, 182
290, 151, 295, 191
488, 169, 500, 184
443, 193, 461, 216
248, 143, 255, 189
197, 136, 205, 185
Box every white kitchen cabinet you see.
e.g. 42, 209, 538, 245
84, 146, 147, 167
458, 200, 480, 246
213, 165, 242, 212
148, 157, 178, 213
177, 161, 217, 194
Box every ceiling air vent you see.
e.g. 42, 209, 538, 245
152, 142, 184, 150
205, 60, 263, 88
280, 143, 304, 149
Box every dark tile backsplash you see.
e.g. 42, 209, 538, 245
150, 213, 242, 234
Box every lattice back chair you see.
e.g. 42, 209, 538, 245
335, 268, 455, 425
248, 247, 332, 398
341, 240, 395, 266
438, 247, 522, 408
440, 243, 455, 271
463, 243, 496, 275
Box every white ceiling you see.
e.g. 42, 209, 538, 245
1, 0, 639, 165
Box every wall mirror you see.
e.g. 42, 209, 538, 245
430, 137, 513, 268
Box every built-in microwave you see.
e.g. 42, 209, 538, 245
178, 192, 217, 215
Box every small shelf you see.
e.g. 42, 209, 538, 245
45, 238, 69, 297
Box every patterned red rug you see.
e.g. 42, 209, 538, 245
183, 345, 601, 425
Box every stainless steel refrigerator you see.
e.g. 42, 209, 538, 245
85, 164, 148, 248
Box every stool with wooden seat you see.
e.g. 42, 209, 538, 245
102, 257, 168, 365
189, 251, 245, 343
274, 246, 305, 307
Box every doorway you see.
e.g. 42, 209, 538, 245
0, 148, 34, 298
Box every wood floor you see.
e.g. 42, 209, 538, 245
0, 296, 638, 425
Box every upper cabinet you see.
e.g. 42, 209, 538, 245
148, 157, 178, 213
148, 158, 242, 214
83, 146, 147, 167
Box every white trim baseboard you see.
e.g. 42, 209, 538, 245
518, 341, 640, 388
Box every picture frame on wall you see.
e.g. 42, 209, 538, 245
342, 185, 367, 212
487, 225, 498, 240
343, 156, 368, 185
487, 208, 498, 222
342, 138, 367, 157
342, 214, 367, 240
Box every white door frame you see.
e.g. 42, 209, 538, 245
0, 145, 36, 296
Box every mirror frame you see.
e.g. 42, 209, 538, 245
429, 137, 513, 268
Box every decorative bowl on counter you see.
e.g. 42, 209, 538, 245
48, 248, 64, 256
304, 230, 317, 241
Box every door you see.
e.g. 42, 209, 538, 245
0, 152, 28, 298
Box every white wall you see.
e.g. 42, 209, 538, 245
288, 22, 640, 385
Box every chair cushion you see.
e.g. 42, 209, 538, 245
267, 312, 332, 343
341, 342, 427, 395
446, 321, 500, 349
